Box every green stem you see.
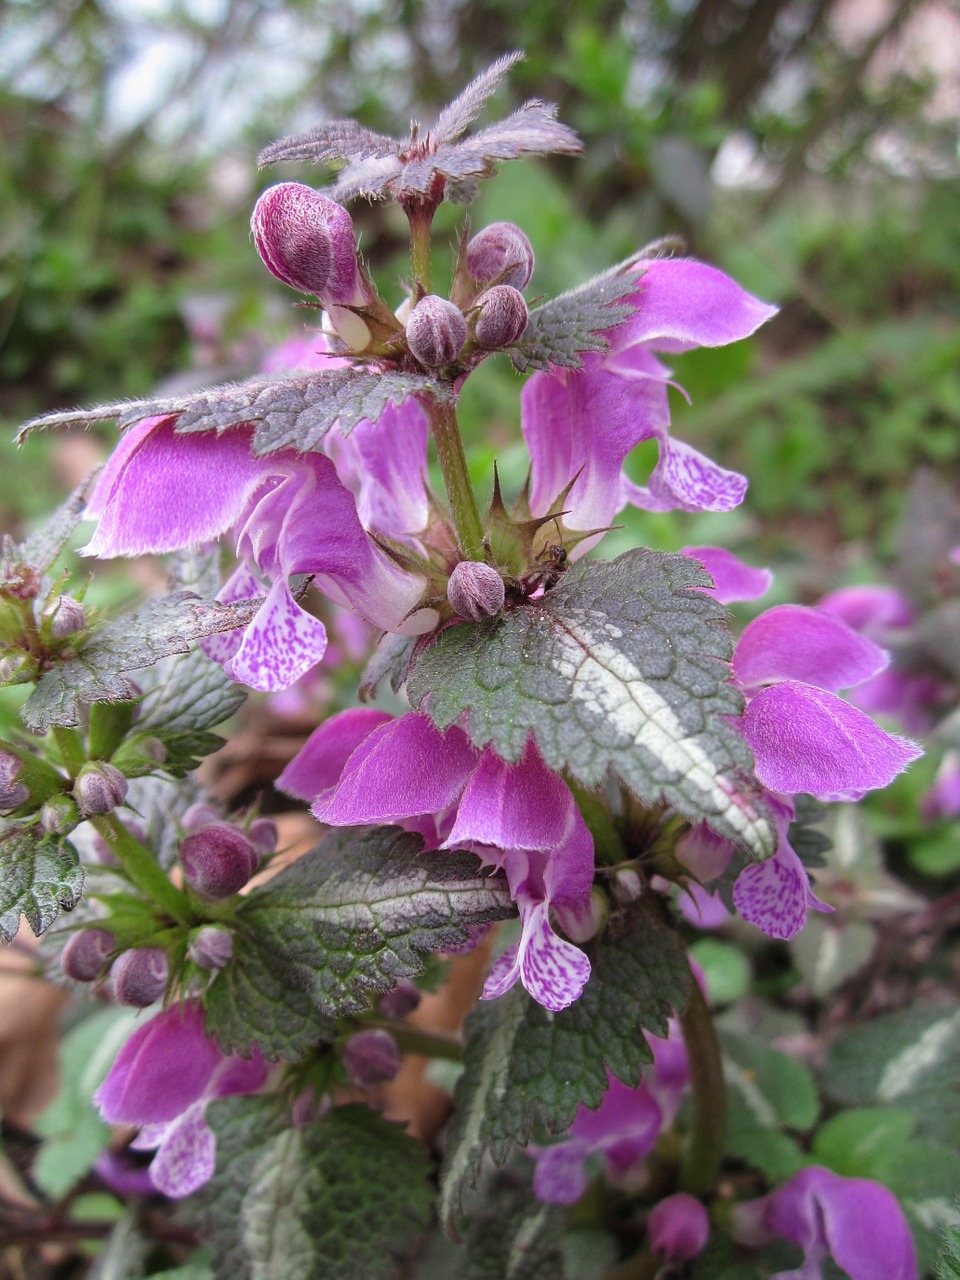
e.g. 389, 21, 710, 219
52, 726, 86, 779
678, 972, 726, 1196
407, 201, 434, 294
91, 814, 192, 925
428, 397, 486, 560
355, 1016, 464, 1064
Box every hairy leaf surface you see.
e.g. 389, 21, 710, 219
22, 592, 258, 732
204, 826, 512, 1059
194, 1099, 432, 1280
0, 825, 84, 940
439, 905, 691, 1224
410, 549, 775, 858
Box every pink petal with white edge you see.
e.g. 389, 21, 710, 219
149, 1101, 216, 1198
199, 562, 261, 665
625, 436, 747, 514
224, 578, 327, 692
610, 258, 778, 355
734, 605, 888, 694
311, 713, 477, 826
276, 708, 392, 802
733, 836, 831, 941
82, 420, 268, 557
740, 681, 922, 800
682, 546, 772, 604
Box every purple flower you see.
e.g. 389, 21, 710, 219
923, 749, 960, 821
732, 1166, 918, 1280
521, 259, 776, 550
683, 545, 773, 604
83, 415, 434, 692
529, 1024, 689, 1204
819, 584, 946, 734
648, 1193, 710, 1262
278, 711, 595, 1012
95, 1002, 268, 1198
732, 604, 922, 803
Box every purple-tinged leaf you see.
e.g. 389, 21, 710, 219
257, 118, 399, 169
432, 52, 525, 142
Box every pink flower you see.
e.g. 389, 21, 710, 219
278, 710, 595, 1012
95, 1003, 268, 1197
521, 260, 777, 552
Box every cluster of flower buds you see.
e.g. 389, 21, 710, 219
60, 928, 169, 1007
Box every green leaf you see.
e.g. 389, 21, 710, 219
721, 1031, 819, 1132
409, 549, 775, 859
824, 1001, 960, 1145
439, 904, 691, 1225
204, 826, 513, 1059
461, 1179, 569, 1279
139, 643, 246, 737
0, 823, 84, 939
811, 1107, 916, 1179
86, 1212, 149, 1280
937, 1221, 960, 1280
34, 1005, 140, 1197
21, 591, 259, 732
789, 916, 876, 997
193, 1099, 433, 1280
1, 479, 89, 578
688, 939, 750, 1006
507, 257, 642, 372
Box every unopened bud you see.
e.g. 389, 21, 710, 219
61, 928, 114, 982
73, 762, 128, 816
41, 795, 80, 835
472, 285, 528, 349
342, 1029, 401, 1087
179, 822, 260, 899
377, 980, 422, 1019
447, 561, 505, 622
0, 751, 28, 813
648, 1193, 710, 1262
188, 925, 234, 970
248, 816, 278, 856
111, 948, 168, 1006
0, 654, 35, 685
466, 222, 534, 289
406, 295, 467, 368
44, 595, 86, 640
251, 182, 360, 304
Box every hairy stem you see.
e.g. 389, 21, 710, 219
51, 725, 86, 779
91, 814, 192, 925
678, 971, 726, 1195
428, 397, 486, 560
407, 201, 434, 295
355, 1016, 464, 1063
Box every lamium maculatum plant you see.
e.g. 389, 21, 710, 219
4, 53, 943, 1280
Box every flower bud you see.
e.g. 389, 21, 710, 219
377, 980, 422, 1020
251, 182, 360, 304
60, 928, 115, 982
43, 595, 86, 640
447, 561, 505, 622
111, 947, 168, 1006
406, 295, 467, 368
342, 1029, 401, 1087
179, 822, 260, 899
41, 795, 81, 835
182, 802, 222, 832
73, 762, 128, 816
0, 654, 35, 685
648, 1193, 710, 1262
248, 816, 278, 856
466, 222, 534, 289
0, 751, 29, 813
188, 925, 234, 970
472, 285, 528, 349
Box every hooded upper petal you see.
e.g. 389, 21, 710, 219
276, 707, 392, 802
739, 681, 922, 800
733, 605, 889, 694
610, 258, 778, 355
